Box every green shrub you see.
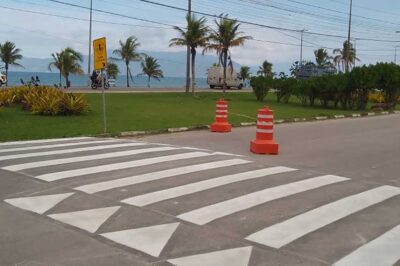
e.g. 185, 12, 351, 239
2, 86, 88, 116
0, 90, 16, 106
61, 93, 88, 115
250, 76, 273, 102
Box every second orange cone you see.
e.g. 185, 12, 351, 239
250, 106, 279, 154
210, 99, 232, 133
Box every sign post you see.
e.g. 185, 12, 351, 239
93, 37, 108, 134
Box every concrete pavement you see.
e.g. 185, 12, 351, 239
0, 115, 399, 265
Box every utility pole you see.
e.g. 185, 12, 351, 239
347, 0, 353, 44
87, 0, 93, 87
300, 29, 306, 65
346, 0, 353, 72
185, 0, 191, 93
395, 46, 398, 64
353, 38, 357, 67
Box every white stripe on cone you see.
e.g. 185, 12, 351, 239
258, 115, 273, 119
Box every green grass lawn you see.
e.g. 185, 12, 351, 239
0, 91, 396, 141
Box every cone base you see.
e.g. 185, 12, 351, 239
210, 122, 232, 133
250, 139, 279, 155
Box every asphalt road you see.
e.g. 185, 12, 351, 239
0, 115, 399, 266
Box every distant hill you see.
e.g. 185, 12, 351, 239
8, 50, 292, 77
9, 50, 239, 78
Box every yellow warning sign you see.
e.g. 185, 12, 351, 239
93, 37, 107, 70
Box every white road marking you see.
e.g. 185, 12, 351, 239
0, 137, 93, 147
0, 142, 147, 161
0, 140, 119, 154
36, 152, 214, 182
101, 223, 179, 257
178, 175, 350, 225
333, 225, 400, 266
4, 193, 74, 214
76, 159, 251, 194
48, 206, 120, 233
168, 246, 253, 266
3, 146, 181, 171
246, 185, 400, 249
122, 167, 297, 207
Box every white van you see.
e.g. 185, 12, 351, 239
0, 72, 6, 87
207, 66, 243, 90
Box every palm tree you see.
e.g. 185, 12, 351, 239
48, 52, 63, 87
314, 48, 332, 66
139, 56, 164, 88
113, 36, 142, 87
239, 66, 251, 87
106, 62, 119, 79
204, 15, 252, 94
170, 15, 209, 95
0, 41, 23, 86
333, 41, 358, 73
59, 47, 84, 88
257, 60, 273, 77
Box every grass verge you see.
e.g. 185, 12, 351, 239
0, 91, 397, 141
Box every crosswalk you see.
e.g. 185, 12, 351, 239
1, 137, 399, 266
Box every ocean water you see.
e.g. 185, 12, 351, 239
6, 71, 209, 89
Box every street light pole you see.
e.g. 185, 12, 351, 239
395, 31, 400, 64
300, 29, 306, 65
87, 0, 93, 87
185, 0, 191, 93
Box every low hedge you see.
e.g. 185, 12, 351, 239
250, 62, 400, 110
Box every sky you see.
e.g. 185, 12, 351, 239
1, 0, 400, 75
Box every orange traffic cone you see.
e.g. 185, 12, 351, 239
210, 99, 232, 133
250, 106, 279, 154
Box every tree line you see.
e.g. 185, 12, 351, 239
251, 63, 400, 110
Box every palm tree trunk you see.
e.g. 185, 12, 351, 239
191, 49, 196, 95
5, 64, 8, 87
126, 63, 130, 88
59, 71, 62, 87
148, 76, 150, 88
185, 46, 190, 94
66, 73, 69, 88
222, 52, 228, 96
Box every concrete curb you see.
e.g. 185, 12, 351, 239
115, 110, 399, 138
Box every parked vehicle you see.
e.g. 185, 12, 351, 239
207, 66, 243, 90
0, 72, 6, 87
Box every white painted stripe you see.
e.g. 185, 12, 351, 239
246, 185, 400, 249
178, 175, 350, 225
3, 147, 180, 171
216, 104, 227, 108
258, 114, 273, 119
256, 129, 274, 134
216, 110, 228, 114
75, 159, 251, 194
257, 121, 273, 126
334, 225, 400, 266
122, 167, 297, 207
0, 137, 93, 147
216, 115, 227, 118
101, 223, 180, 257
48, 206, 121, 233
0, 140, 118, 154
168, 246, 253, 266
36, 152, 213, 182
0, 142, 147, 161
